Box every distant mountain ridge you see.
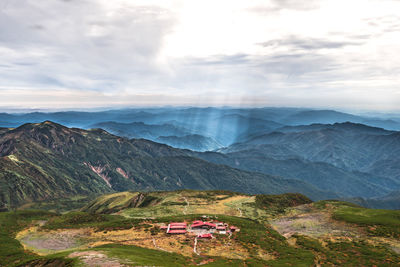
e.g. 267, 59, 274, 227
0, 121, 334, 207
345, 190, 400, 210
90, 121, 190, 139
220, 122, 400, 172
90, 121, 223, 151
156, 134, 222, 152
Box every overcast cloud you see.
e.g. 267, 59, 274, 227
0, 0, 400, 111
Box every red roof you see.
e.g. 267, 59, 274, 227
205, 222, 216, 228
170, 222, 187, 226
191, 221, 216, 228
192, 220, 203, 224
198, 233, 213, 239
167, 230, 186, 234
216, 226, 226, 230
169, 225, 187, 229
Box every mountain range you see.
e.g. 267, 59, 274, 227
0, 107, 399, 209
0, 121, 334, 207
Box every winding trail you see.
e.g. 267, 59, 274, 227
237, 207, 243, 217
183, 197, 189, 215
152, 238, 170, 253
193, 237, 200, 255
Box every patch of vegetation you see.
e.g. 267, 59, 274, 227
313, 199, 361, 210
42, 211, 149, 232
138, 195, 161, 208
255, 193, 312, 214
161, 201, 186, 206
21, 195, 97, 213
93, 244, 191, 266
333, 206, 400, 238
295, 234, 399, 266
0, 210, 78, 267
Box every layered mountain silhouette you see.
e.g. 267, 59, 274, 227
156, 134, 222, 152
0, 121, 334, 206
0, 108, 399, 209
219, 122, 400, 172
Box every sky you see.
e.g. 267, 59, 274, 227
1, 0, 400, 111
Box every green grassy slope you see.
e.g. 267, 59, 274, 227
333, 205, 400, 238
0, 210, 76, 267
1, 192, 400, 266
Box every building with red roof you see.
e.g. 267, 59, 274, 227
198, 233, 213, 239
162, 222, 188, 234
167, 229, 186, 234
170, 222, 187, 225
191, 221, 216, 229
169, 225, 187, 229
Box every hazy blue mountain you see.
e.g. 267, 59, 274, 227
280, 110, 400, 130
282, 110, 362, 125
276, 122, 395, 135
220, 122, 400, 172
1, 107, 400, 136
345, 190, 400, 210
189, 150, 399, 198
90, 121, 191, 140
361, 118, 400, 131
167, 114, 284, 146
366, 158, 400, 182
156, 134, 222, 152
1, 109, 399, 204
90, 121, 223, 151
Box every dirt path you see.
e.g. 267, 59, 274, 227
237, 207, 243, 217
183, 197, 189, 215
152, 238, 170, 253
193, 237, 200, 255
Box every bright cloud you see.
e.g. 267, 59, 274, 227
0, 0, 399, 111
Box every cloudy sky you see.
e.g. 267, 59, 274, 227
1, 0, 400, 111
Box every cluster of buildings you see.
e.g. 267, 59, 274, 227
159, 220, 239, 238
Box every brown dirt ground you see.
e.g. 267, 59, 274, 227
68, 251, 129, 267
193, 195, 251, 217
270, 206, 359, 239
17, 224, 250, 260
